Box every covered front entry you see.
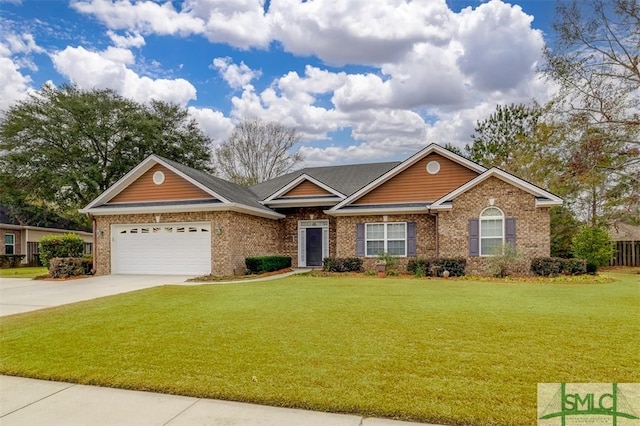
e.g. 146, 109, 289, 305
111, 222, 211, 275
298, 219, 329, 267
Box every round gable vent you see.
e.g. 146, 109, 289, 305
153, 171, 165, 185
426, 160, 440, 175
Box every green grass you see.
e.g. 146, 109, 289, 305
1, 270, 638, 425
0, 266, 47, 278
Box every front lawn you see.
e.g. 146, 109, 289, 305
1, 270, 638, 425
0, 266, 48, 278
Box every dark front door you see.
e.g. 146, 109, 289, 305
306, 228, 323, 267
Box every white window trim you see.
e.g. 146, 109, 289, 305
4, 233, 15, 255
479, 207, 504, 257
365, 222, 407, 257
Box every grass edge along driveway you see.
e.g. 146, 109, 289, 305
1, 270, 639, 426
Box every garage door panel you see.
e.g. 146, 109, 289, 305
112, 223, 211, 275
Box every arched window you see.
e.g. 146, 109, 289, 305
480, 207, 504, 256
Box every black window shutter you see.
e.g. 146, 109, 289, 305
505, 218, 516, 246
469, 219, 479, 257
407, 222, 417, 257
356, 223, 365, 257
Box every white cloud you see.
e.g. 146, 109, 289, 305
0, 57, 32, 112
269, 0, 454, 65
455, 0, 545, 92
187, 106, 235, 144
0, 32, 43, 111
72, 0, 270, 49
212, 57, 261, 89
51, 45, 197, 106
66, 0, 554, 167
107, 30, 146, 48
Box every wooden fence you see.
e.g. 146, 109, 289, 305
610, 240, 640, 267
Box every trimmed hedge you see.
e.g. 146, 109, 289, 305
0, 254, 26, 268
323, 257, 363, 272
39, 233, 84, 267
530, 257, 588, 276
407, 258, 467, 277
49, 257, 84, 278
245, 256, 292, 274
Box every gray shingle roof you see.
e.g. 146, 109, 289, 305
249, 162, 400, 200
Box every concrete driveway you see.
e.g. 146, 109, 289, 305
0, 275, 193, 317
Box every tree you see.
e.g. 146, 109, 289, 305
464, 103, 566, 192
550, 206, 581, 258
571, 225, 615, 267
544, 0, 640, 224
214, 118, 302, 186
0, 84, 212, 223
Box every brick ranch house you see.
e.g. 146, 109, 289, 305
80, 144, 562, 276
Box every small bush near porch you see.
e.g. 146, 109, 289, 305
1, 270, 638, 425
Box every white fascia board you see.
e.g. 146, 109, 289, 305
325, 206, 429, 217
431, 168, 563, 208
0, 223, 92, 235
81, 202, 284, 220
330, 143, 486, 211
82, 155, 229, 211
263, 198, 341, 207
535, 199, 563, 207
263, 174, 345, 202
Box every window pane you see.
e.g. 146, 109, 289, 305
4, 235, 13, 244
366, 241, 384, 256
386, 223, 406, 239
481, 207, 502, 217
387, 240, 406, 256
366, 224, 384, 239
481, 238, 502, 255
481, 219, 503, 237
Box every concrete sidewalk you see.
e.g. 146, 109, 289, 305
0, 375, 442, 426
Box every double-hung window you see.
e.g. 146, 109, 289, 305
480, 207, 504, 256
365, 222, 406, 256
4, 234, 15, 255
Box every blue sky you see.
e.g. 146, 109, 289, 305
0, 0, 557, 166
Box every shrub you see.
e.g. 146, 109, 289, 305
571, 226, 615, 267
49, 257, 83, 278
39, 234, 85, 267
531, 257, 564, 276
586, 261, 598, 274
245, 256, 291, 274
432, 258, 466, 277
486, 244, 527, 277
407, 259, 430, 275
562, 258, 587, 275
323, 257, 363, 272
407, 258, 466, 277
530, 257, 588, 276
0, 254, 26, 268
81, 255, 93, 275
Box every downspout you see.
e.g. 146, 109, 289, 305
91, 215, 97, 274
429, 210, 439, 258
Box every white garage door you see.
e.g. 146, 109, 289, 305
112, 223, 211, 275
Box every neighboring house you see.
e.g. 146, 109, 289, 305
0, 207, 93, 266
80, 144, 562, 276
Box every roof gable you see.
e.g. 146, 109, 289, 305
430, 167, 563, 210
108, 163, 215, 204
331, 144, 486, 211
81, 155, 284, 219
